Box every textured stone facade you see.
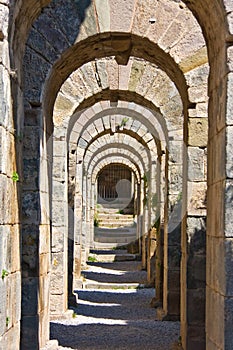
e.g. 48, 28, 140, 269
0, 1, 232, 350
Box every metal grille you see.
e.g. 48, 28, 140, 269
97, 163, 131, 200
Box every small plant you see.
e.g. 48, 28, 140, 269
53, 258, 58, 266
88, 255, 97, 262
117, 209, 124, 214
6, 317, 10, 327
178, 335, 182, 346
94, 213, 99, 227
72, 311, 77, 318
81, 273, 86, 282
143, 174, 148, 184
14, 132, 24, 142
177, 192, 182, 201
12, 171, 19, 182
2, 269, 9, 280
120, 117, 129, 127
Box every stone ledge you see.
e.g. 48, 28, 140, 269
50, 309, 73, 321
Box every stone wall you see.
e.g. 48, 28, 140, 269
0, 1, 21, 349
0, 1, 232, 350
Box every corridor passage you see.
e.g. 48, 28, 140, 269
49, 250, 180, 350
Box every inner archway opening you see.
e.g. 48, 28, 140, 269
94, 163, 137, 248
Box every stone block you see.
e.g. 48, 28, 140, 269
187, 217, 206, 254
186, 330, 205, 350
225, 180, 233, 237
224, 297, 233, 349
188, 118, 208, 147
53, 156, 66, 181
52, 201, 67, 227
168, 165, 183, 193
187, 181, 207, 216
38, 274, 50, 314
227, 46, 233, 72
12, 272, 21, 325
0, 127, 15, 176
23, 158, 39, 190
39, 308, 50, 348
39, 253, 49, 276
226, 72, 233, 125
0, 175, 18, 225
167, 269, 180, 291
23, 46, 51, 104
21, 315, 39, 350
22, 224, 39, 277
167, 245, 181, 269
185, 63, 209, 87
109, 0, 135, 32
27, 27, 58, 63
188, 147, 206, 181
228, 11, 233, 35
23, 126, 40, 159
187, 289, 205, 324
224, 238, 233, 296
206, 285, 224, 350
206, 235, 226, 296
128, 60, 145, 92
207, 181, 224, 237
0, 322, 20, 350
187, 253, 206, 289
206, 337, 220, 350
50, 273, 65, 295
21, 277, 39, 316
22, 191, 40, 224
226, 126, 233, 178
50, 294, 66, 315
0, 279, 7, 336
39, 225, 50, 255
167, 290, 180, 316
0, 224, 11, 271
0, 4, 8, 41
168, 140, 183, 164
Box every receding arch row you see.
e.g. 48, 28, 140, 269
86, 144, 146, 180
91, 156, 141, 185
54, 56, 184, 134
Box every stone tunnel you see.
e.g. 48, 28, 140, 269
0, 0, 233, 349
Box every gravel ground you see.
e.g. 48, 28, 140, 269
46, 255, 180, 350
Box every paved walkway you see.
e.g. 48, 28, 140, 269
48, 250, 180, 350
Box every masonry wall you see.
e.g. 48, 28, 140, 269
0, 1, 21, 349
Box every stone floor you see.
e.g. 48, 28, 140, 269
45, 249, 181, 350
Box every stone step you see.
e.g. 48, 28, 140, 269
95, 231, 136, 238
94, 235, 136, 244
88, 252, 137, 262
93, 242, 128, 249
98, 212, 134, 219
82, 281, 144, 290
98, 221, 133, 229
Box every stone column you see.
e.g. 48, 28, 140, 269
21, 107, 50, 349
206, 47, 233, 350
160, 139, 183, 321
50, 130, 69, 318
181, 109, 207, 349
73, 161, 85, 284
0, 23, 21, 348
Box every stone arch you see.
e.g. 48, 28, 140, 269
1, 1, 231, 349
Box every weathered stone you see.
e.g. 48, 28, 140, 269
188, 118, 208, 147
188, 147, 206, 181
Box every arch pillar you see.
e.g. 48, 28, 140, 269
21, 107, 50, 349
181, 108, 207, 350
50, 130, 69, 318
